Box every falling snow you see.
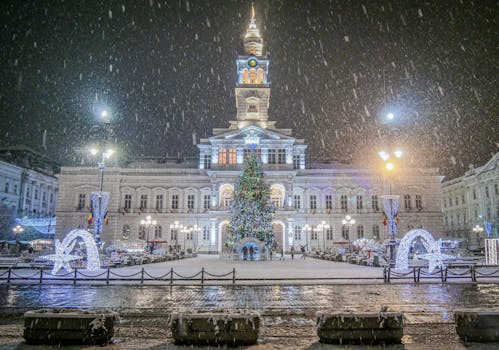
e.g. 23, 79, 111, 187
0, 1, 496, 179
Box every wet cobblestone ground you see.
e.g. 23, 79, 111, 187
0, 256, 498, 349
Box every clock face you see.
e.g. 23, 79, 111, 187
248, 58, 258, 67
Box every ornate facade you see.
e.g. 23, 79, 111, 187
56, 8, 444, 252
442, 152, 499, 248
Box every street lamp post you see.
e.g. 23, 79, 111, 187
472, 224, 484, 249
303, 224, 311, 252
13, 225, 24, 241
140, 215, 157, 252
317, 220, 330, 252
169, 221, 184, 252
90, 148, 114, 247
378, 150, 402, 267
342, 215, 355, 241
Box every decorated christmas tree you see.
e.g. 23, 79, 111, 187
226, 153, 275, 249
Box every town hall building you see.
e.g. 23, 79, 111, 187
56, 8, 444, 253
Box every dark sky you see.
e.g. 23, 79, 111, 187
0, 0, 497, 179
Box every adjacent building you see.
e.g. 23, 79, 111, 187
56, 8, 444, 253
442, 152, 499, 248
0, 146, 59, 218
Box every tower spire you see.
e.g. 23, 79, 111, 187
244, 3, 263, 56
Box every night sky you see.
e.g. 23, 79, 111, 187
0, 0, 497, 179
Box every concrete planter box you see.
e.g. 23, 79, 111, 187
24, 309, 118, 345
317, 311, 404, 344
454, 310, 499, 342
171, 311, 260, 346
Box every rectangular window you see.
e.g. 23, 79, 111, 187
341, 195, 348, 211
294, 226, 301, 240
293, 195, 301, 209
203, 226, 210, 240
244, 149, 261, 162
170, 229, 178, 241
371, 195, 379, 212
78, 194, 86, 210
449, 197, 453, 207
140, 195, 147, 209
443, 199, 447, 208
415, 195, 423, 210
228, 149, 237, 164
124, 194, 132, 210
485, 186, 489, 198
171, 195, 179, 209
218, 148, 227, 164
356, 195, 363, 211
50, 193, 54, 203
461, 195, 465, 205
277, 149, 286, 164
325, 195, 332, 210
342, 226, 349, 240
4, 182, 9, 193
204, 195, 210, 209
34, 189, 39, 200
187, 195, 195, 209
311, 231, 318, 240
268, 149, 276, 164
42, 192, 46, 202
156, 195, 163, 210
326, 228, 333, 240
495, 184, 498, 196
310, 195, 317, 210
293, 155, 300, 169
404, 194, 412, 211
203, 155, 211, 169
357, 225, 364, 239
186, 232, 193, 240
372, 225, 379, 240
473, 189, 476, 200
463, 213, 467, 224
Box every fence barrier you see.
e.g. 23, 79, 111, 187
1, 265, 498, 285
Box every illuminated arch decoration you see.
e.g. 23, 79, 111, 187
395, 229, 454, 273
40, 229, 101, 275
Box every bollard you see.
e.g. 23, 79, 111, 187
201, 267, 204, 285
413, 267, 417, 283
39, 267, 43, 284
170, 267, 173, 285
387, 267, 391, 283
471, 266, 477, 282
7, 267, 11, 284
73, 268, 77, 285
141, 267, 144, 284
106, 268, 110, 285
233, 267, 236, 284
444, 268, 448, 282
417, 267, 421, 283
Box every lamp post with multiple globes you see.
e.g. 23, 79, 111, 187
341, 215, 356, 241
140, 215, 157, 252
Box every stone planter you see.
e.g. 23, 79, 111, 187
24, 309, 118, 345
454, 309, 499, 342
317, 311, 404, 344
171, 310, 260, 346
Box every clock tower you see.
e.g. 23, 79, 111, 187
235, 5, 270, 129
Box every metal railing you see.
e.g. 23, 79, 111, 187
1, 265, 498, 285
383, 265, 499, 283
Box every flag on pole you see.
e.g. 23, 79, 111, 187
382, 212, 387, 226
104, 210, 109, 225
394, 210, 399, 226
87, 207, 93, 225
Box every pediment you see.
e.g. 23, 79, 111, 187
209, 125, 295, 143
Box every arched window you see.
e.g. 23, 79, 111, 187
241, 68, 249, 84
138, 225, 146, 240
357, 225, 364, 239
154, 225, 162, 239
122, 224, 130, 240
256, 68, 264, 84
270, 187, 282, 208
249, 68, 257, 84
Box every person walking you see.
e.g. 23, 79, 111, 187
300, 245, 306, 259
290, 246, 295, 260
279, 248, 285, 260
